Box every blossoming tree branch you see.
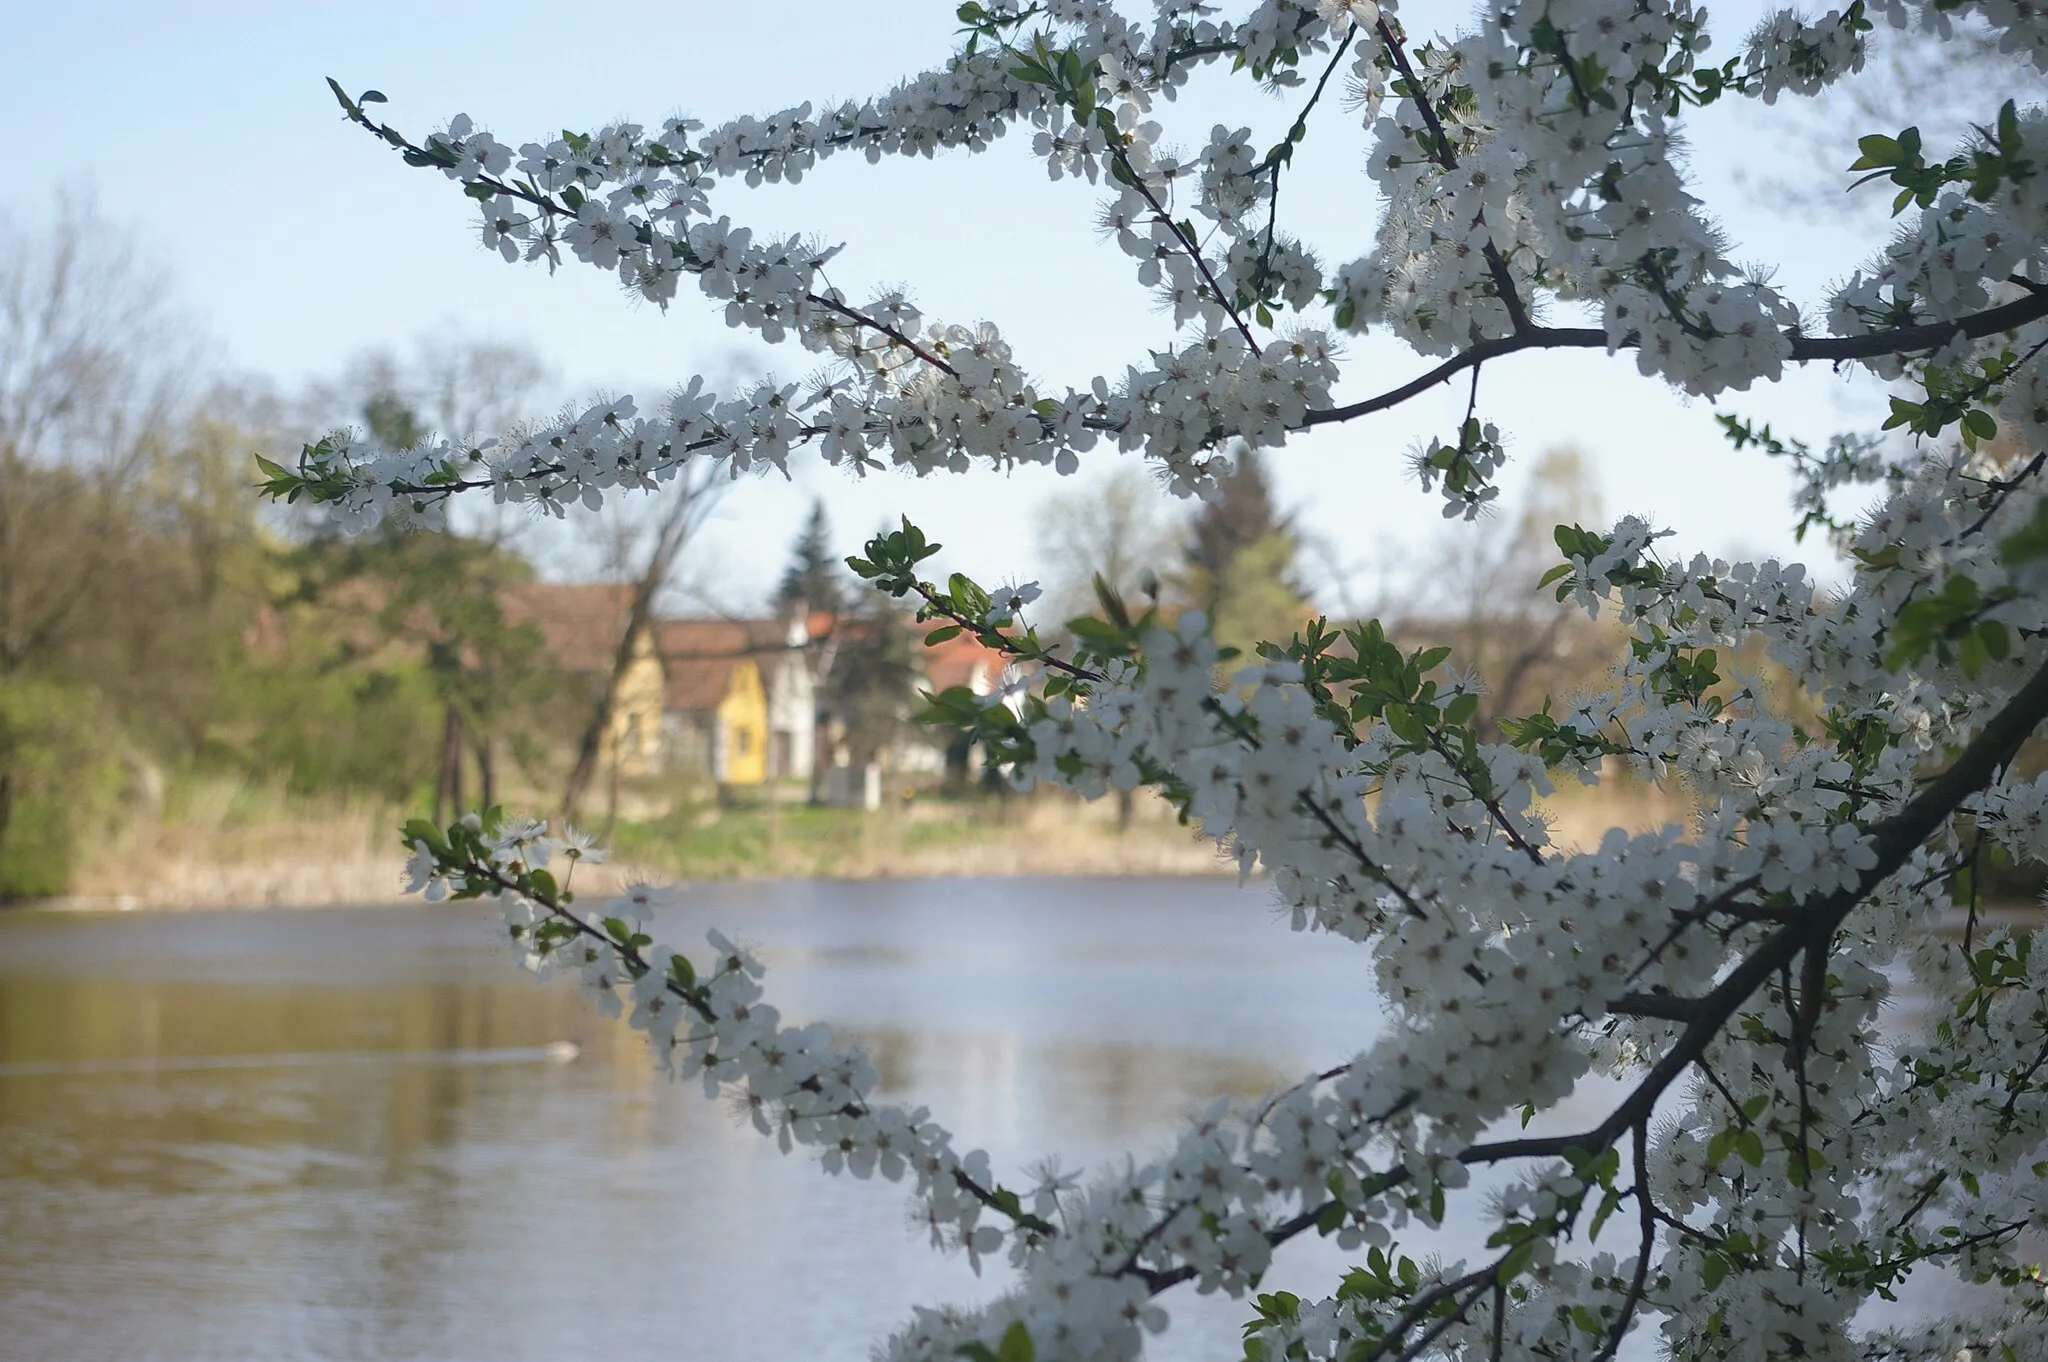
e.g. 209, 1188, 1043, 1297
260, 0, 2048, 1356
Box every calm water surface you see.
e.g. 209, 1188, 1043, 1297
0, 877, 1416, 1362
0, 879, 1980, 1360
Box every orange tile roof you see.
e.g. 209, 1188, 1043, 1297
501, 582, 639, 673
921, 630, 1011, 694
657, 617, 795, 712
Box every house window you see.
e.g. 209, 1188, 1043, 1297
736, 728, 752, 756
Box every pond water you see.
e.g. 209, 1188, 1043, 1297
0, 879, 1401, 1361
0, 878, 1974, 1361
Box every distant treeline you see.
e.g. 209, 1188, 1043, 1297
0, 200, 1650, 900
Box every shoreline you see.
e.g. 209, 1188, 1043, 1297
16, 777, 1897, 915
15, 858, 1247, 914
16, 813, 1240, 913
19, 863, 1245, 913
13, 788, 1240, 913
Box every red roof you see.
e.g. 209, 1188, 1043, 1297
921, 629, 1013, 695
502, 582, 638, 673
657, 617, 796, 712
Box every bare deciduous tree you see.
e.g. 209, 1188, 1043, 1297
1035, 463, 1182, 625
0, 195, 190, 677
1394, 447, 1608, 738
560, 457, 727, 821
0, 197, 194, 857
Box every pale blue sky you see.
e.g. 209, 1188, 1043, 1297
2, 1, 1915, 609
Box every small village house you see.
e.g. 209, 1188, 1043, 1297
658, 615, 817, 787
508, 584, 1019, 800
501, 582, 668, 779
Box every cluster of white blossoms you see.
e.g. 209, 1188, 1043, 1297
293, 0, 2048, 529
399, 419, 2048, 1359
402, 822, 1057, 1274
948, 414, 2048, 1362
288, 1, 2048, 1359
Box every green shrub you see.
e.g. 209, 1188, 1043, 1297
0, 681, 120, 899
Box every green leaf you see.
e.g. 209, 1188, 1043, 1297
402, 818, 444, 849
1960, 627, 1990, 677
1707, 1128, 1737, 1166
1736, 1129, 1765, 1168
995, 1321, 1035, 1362
1999, 501, 2048, 564
1589, 1186, 1623, 1241
1850, 132, 1901, 169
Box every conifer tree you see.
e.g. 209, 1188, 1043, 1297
775, 498, 844, 614
1181, 445, 1308, 657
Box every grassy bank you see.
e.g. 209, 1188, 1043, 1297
32, 769, 1735, 911
57, 779, 412, 910
37, 781, 1231, 909
607, 791, 1227, 883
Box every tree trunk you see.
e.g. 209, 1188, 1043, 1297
559, 467, 718, 821
476, 733, 496, 812
434, 704, 462, 825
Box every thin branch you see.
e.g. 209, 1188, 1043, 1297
1960, 448, 2046, 540
337, 102, 960, 382
1146, 653, 2048, 1298
1587, 1120, 1656, 1362
1306, 288, 2048, 432
808, 292, 958, 377
339, 76, 2048, 490
1109, 141, 1262, 349
448, 852, 1053, 1234
1254, 24, 1359, 300
1377, 18, 1534, 336
1609, 991, 1705, 1022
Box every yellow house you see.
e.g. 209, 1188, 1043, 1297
606, 622, 668, 779
504, 582, 670, 780
503, 587, 804, 789
659, 619, 776, 786
714, 657, 768, 785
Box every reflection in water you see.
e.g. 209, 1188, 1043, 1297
0, 880, 1373, 1362
0, 883, 1979, 1361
